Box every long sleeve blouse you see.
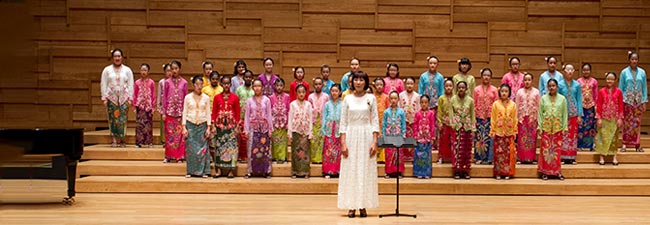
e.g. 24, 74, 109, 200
413, 109, 436, 143
538, 94, 568, 134
501, 71, 525, 101
515, 87, 540, 124
244, 96, 273, 134
322, 99, 343, 137
490, 100, 518, 137
418, 71, 445, 108
101, 64, 134, 105
619, 66, 648, 105
577, 77, 598, 109
382, 107, 406, 137
212, 92, 240, 130
182, 93, 212, 126
449, 95, 476, 132
133, 77, 156, 112
270, 92, 290, 129
288, 100, 313, 138
473, 84, 498, 119
162, 77, 188, 117
596, 87, 624, 121
564, 79, 584, 118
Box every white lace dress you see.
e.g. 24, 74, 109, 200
337, 93, 380, 209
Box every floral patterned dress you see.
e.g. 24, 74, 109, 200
537, 94, 568, 176
288, 100, 313, 176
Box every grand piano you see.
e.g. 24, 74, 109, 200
0, 128, 84, 204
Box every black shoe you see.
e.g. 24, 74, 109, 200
359, 209, 367, 218
347, 210, 355, 218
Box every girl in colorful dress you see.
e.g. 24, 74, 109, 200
270, 78, 290, 164
473, 68, 498, 165
157, 64, 172, 147
501, 57, 525, 101
258, 57, 279, 96
383, 91, 406, 178
211, 76, 240, 178
202, 71, 223, 103
437, 79, 455, 164
560, 64, 583, 165
133, 63, 156, 148
101, 49, 134, 148
399, 77, 420, 161
321, 65, 335, 95
288, 84, 313, 178
373, 78, 390, 164
620, 51, 647, 152
231, 60, 247, 93
383, 63, 404, 95
515, 72, 540, 164
450, 81, 476, 179
453, 58, 475, 97
490, 84, 518, 180
182, 76, 212, 178
538, 56, 565, 95
419, 56, 444, 150
290, 66, 310, 102
595, 72, 624, 165
341, 77, 353, 99
413, 95, 435, 179
538, 79, 568, 181
309, 77, 330, 164
162, 60, 188, 163
450, 81, 475, 179
200, 61, 215, 88
577, 63, 598, 151
236, 70, 255, 162
322, 84, 343, 178
340, 58, 360, 93
202, 71, 222, 156
244, 79, 274, 178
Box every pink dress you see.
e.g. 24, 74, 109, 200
383, 77, 404, 95
501, 71, 525, 101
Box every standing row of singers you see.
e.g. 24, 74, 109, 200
100, 49, 646, 181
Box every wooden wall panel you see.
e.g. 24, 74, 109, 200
302, 0, 375, 13
3, 0, 650, 131
302, 14, 374, 29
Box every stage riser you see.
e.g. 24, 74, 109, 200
75, 176, 650, 196
82, 146, 650, 164
77, 161, 650, 179
83, 129, 650, 147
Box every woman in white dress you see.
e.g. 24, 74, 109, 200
338, 71, 380, 218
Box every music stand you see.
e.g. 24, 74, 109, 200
378, 136, 417, 218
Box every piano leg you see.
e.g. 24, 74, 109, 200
64, 157, 78, 205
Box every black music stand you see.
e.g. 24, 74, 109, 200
378, 136, 417, 218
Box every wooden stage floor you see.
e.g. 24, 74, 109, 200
2, 193, 650, 224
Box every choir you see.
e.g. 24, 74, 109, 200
100, 50, 647, 182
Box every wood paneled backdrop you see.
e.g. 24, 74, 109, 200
1, 0, 649, 132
